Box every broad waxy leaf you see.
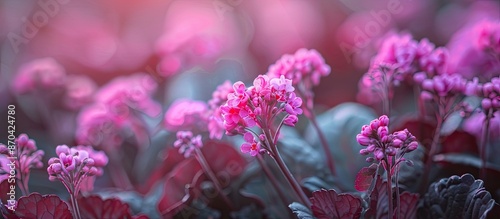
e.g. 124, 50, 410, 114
78, 195, 147, 219
310, 189, 362, 219
354, 163, 378, 192
419, 173, 496, 219
12, 193, 72, 219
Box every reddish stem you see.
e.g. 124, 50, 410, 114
480, 109, 493, 179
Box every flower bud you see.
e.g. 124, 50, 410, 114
356, 134, 370, 146
378, 115, 389, 126
408, 141, 418, 151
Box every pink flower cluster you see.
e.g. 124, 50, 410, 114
370, 34, 447, 80
76, 74, 161, 148
207, 81, 234, 139
419, 74, 467, 100
220, 75, 303, 136
267, 48, 331, 86
0, 134, 44, 180
47, 145, 108, 193
357, 115, 418, 162
164, 99, 208, 132
12, 58, 66, 94
447, 19, 500, 80
173, 131, 203, 158
12, 58, 97, 110
358, 33, 449, 104
466, 76, 500, 112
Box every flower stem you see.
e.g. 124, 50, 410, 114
69, 187, 82, 219
385, 160, 393, 219
194, 148, 234, 210
305, 106, 336, 176
420, 117, 443, 193
265, 129, 311, 207
257, 155, 290, 209
394, 165, 400, 219
480, 109, 493, 179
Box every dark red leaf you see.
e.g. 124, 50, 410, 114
354, 164, 378, 191
200, 141, 247, 188
156, 140, 247, 217
157, 158, 204, 217
0, 180, 10, 205
13, 193, 72, 219
139, 146, 185, 194
310, 189, 362, 219
441, 131, 479, 155
78, 195, 145, 219
396, 192, 419, 219
365, 177, 389, 219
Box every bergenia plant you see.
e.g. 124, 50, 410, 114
220, 74, 310, 206
2, 3, 500, 218
0, 134, 44, 196
357, 115, 418, 219
47, 145, 108, 219
266, 49, 336, 175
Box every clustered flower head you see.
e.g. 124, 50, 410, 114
164, 99, 208, 132
76, 74, 161, 149
173, 131, 203, 158
447, 19, 500, 80
266, 48, 330, 109
220, 75, 303, 136
12, 58, 67, 94
0, 134, 44, 177
466, 76, 500, 112
419, 74, 467, 100
63, 75, 97, 110
357, 115, 418, 163
357, 33, 450, 104
47, 145, 108, 193
267, 48, 330, 86
207, 80, 234, 139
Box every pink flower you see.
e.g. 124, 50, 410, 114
164, 99, 209, 132
173, 131, 203, 158
241, 132, 261, 156
220, 75, 302, 135
208, 81, 234, 139
155, 0, 242, 76
266, 49, 330, 108
447, 19, 500, 80
95, 74, 161, 118
464, 111, 500, 140
76, 104, 123, 149
420, 74, 467, 98
0, 134, 44, 178
63, 75, 97, 110
47, 145, 107, 194
12, 58, 66, 94
357, 115, 418, 162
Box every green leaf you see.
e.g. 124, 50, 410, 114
304, 103, 377, 190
